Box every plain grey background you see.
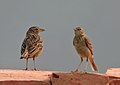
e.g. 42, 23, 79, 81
0, 0, 120, 73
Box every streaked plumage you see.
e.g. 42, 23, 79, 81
20, 26, 45, 70
73, 26, 98, 72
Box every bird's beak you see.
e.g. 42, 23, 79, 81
39, 28, 45, 32
41, 29, 45, 31
73, 28, 76, 31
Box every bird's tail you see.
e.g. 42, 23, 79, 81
89, 55, 99, 71
20, 51, 28, 59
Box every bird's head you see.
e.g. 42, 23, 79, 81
74, 26, 85, 36
27, 26, 45, 34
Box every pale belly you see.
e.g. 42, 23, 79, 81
75, 46, 91, 58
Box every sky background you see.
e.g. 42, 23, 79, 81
0, 0, 120, 73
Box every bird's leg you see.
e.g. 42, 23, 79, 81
84, 58, 88, 72
74, 57, 83, 72
25, 58, 28, 70
33, 57, 37, 70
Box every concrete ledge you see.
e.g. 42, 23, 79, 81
106, 68, 120, 80
0, 81, 50, 85
109, 79, 120, 85
0, 70, 52, 85
106, 68, 120, 85
0, 68, 120, 85
51, 72, 109, 85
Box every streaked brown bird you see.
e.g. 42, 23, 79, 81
73, 26, 98, 72
20, 26, 45, 70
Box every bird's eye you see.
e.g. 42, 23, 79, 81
35, 28, 38, 30
77, 28, 81, 30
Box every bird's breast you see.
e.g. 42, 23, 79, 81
75, 44, 91, 58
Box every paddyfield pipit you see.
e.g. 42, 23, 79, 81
20, 26, 45, 70
73, 26, 98, 72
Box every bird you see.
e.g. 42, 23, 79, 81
20, 26, 45, 70
73, 26, 98, 72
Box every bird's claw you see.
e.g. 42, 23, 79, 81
71, 69, 79, 72
32, 68, 38, 71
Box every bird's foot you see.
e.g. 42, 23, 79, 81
71, 69, 79, 72
32, 68, 38, 71
22, 68, 28, 70
74, 69, 79, 72
83, 69, 87, 74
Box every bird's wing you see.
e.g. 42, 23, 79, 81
21, 37, 28, 56
27, 34, 43, 56
84, 36, 94, 55
21, 34, 34, 56
21, 33, 43, 58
